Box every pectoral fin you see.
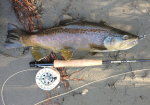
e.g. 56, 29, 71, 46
89, 52, 99, 55
61, 49, 73, 60
89, 44, 107, 50
31, 46, 51, 61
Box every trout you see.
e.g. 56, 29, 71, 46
5, 20, 143, 61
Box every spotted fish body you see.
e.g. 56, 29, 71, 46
31, 24, 109, 52
5, 22, 139, 61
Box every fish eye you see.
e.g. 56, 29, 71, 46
123, 35, 129, 40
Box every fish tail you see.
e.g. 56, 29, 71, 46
5, 23, 25, 49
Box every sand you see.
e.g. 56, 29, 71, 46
0, 0, 150, 105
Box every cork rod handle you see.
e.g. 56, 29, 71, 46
54, 59, 102, 67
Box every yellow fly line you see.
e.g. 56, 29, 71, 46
1, 68, 150, 105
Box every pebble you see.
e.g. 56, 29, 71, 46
82, 89, 88, 95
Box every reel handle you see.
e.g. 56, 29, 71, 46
54, 59, 102, 67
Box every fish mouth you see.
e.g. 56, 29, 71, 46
132, 39, 138, 45
127, 35, 145, 46
128, 39, 138, 45
120, 39, 138, 50
128, 35, 145, 45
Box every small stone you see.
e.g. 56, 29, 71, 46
57, 86, 60, 89
82, 89, 88, 95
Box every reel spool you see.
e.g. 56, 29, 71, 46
35, 67, 60, 90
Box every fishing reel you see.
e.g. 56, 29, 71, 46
30, 62, 60, 91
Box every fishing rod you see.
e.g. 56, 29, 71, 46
30, 58, 150, 91
29, 59, 150, 68
30, 59, 150, 90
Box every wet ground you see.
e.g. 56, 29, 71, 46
1, 0, 150, 105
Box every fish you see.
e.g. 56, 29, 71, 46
5, 17, 142, 61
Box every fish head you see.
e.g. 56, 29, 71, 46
104, 33, 139, 51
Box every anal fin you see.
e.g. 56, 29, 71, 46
31, 46, 51, 61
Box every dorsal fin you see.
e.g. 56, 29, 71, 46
59, 15, 78, 26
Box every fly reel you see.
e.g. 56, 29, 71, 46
35, 67, 60, 90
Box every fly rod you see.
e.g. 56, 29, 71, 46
29, 59, 150, 90
29, 59, 150, 68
